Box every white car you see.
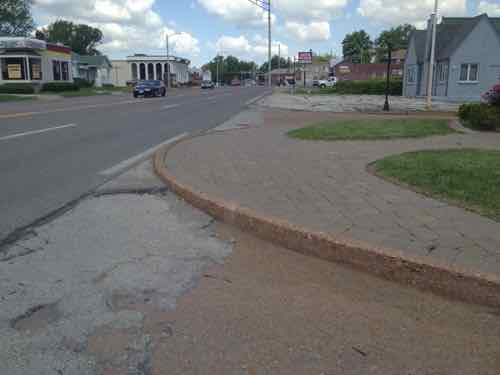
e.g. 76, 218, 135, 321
317, 77, 337, 88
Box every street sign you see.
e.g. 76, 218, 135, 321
298, 51, 312, 64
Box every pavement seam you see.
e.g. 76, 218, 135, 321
153, 128, 500, 308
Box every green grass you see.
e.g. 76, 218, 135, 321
372, 149, 500, 220
40, 87, 126, 97
0, 94, 36, 102
287, 118, 455, 141
59, 88, 113, 97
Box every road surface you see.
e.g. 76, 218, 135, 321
0, 87, 268, 241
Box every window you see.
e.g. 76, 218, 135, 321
29, 58, 42, 80
53, 61, 61, 80
407, 66, 416, 83
1, 57, 27, 80
459, 63, 479, 82
437, 62, 448, 82
61, 62, 69, 81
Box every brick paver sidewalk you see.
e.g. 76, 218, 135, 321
166, 108, 500, 279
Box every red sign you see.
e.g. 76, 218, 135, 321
298, 51, 312, 64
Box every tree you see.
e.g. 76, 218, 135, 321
42, 20, 103, 55
375, 24, 416, 62
204, 55, 259, 84
0, 0, 34, 36
35, 29, 46, 40
342, 30, 373, 63
259, 55, 290, 72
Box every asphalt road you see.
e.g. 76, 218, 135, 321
0, 86, 268, 241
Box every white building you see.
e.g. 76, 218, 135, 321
111, 54, 190, 87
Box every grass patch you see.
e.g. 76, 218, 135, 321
59, 88, 113, 97
39, 87, 124, 97
372, 149, 500, 220
287, 118, 455, 141
0, 94, 36, 102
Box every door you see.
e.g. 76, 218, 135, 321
416, 64, 423, 96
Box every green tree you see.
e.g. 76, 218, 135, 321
259, 55, 290, 72
375, 24, 416, 62
342, 30, 373, 63
43, 20, 103, 55
0, 0, 34, 36
204, 55, 259, 83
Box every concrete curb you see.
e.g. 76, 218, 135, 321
153, 132, 500, 308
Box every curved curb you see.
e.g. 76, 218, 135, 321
154, 132, 500, 308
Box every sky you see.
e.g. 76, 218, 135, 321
32, 0, 500, 67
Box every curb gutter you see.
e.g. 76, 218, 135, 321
153, 132, 500, 308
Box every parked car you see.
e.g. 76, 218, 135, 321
312, 79, 319, 87
231, 79, 241, 86
133, 80, 166, 98
317, 77, 337, 88
201, 80, 215, 89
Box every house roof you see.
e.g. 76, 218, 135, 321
411, 14, 500, 62
72, 53, 111, 68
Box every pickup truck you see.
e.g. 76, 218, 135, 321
317, 77, 337, 88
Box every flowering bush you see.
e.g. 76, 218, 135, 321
483, 84, 500, 106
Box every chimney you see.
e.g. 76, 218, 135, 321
424, 14, 435, 61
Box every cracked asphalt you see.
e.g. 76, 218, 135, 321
0, 160, 233, 375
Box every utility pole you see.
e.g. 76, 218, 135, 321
248, 0, 271, 87
426, 0, 438, 109
166, 32, 181, 89
267, 0, 272, 87
278, 43, 281, 86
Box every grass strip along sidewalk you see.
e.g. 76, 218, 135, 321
372, 149, 500, 221
287, 118, 455, 141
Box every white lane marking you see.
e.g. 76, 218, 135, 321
0, 123, 77, 141
245, 92, 268, 106
162, 104, 181, 110
98, 132, 189, 177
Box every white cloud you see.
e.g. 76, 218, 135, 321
274, 0, 348, 20
197, 0, 276, 27
32, 0, 200, 58
214, 34, 288, 62
283, 21, 330, 42
357, 0, 467, 26
478, 0, 500, 16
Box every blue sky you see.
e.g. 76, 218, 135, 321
33, 0, 500, 67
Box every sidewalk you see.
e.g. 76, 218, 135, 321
163, 108, 500, 284
259, 92, 460, 113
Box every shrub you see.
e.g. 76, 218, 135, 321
334, 79, 403, 96
483, 84, 500, 107
102, 83, 115, 89
459, 103, 500, 131
74, 78, 94, 88
0, 83, 35, 94
41, 82, 79, 92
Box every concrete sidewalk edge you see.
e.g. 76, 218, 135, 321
153, 132, 500, 308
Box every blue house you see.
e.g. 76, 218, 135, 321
403, 14, 500, 102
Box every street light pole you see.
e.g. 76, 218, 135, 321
426, 0, 438, 109
383, 44, 393, 111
